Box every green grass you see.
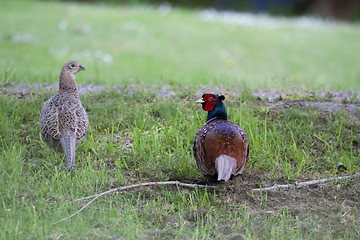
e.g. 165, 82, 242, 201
1, 0, 360, 90
1, 1, 360, 239
1, 87, 359, 239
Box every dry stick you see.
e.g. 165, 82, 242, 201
54, 173, 360, 224
252, 173, 360, 192
53, 181, 214, 225
74, 181, 213, 202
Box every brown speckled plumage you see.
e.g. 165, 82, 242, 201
39, 61, 88, 171
193, 94, 249, 181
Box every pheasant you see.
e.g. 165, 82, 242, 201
39, 61, 89, 171
193, 94, 249, 181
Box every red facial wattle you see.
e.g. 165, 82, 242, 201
202, 94, 218, 111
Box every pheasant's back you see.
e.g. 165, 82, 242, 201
39, 92, 88, 150
194, 119, 249, 177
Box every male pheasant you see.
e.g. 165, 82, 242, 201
193, 94, 249, 181
39, 61, 89, 171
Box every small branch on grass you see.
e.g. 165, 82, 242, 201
252, 173, 360, 192
53, 181, 214, 225
54, 173, 360, 224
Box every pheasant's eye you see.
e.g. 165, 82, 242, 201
202, 94, 217, 102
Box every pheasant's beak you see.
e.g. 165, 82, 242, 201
79, 65, 86, 71
196, 97, 204, 103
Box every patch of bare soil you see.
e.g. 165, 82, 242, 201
101, 171, 360, 237
2, 83, 360, 114
168, 172, 359, 236
222, 172, 360, 232
253, 89, 360, 117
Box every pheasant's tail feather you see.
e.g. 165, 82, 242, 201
215, 155, 237, 181
60, 136, 76, 171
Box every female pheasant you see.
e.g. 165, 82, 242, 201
193, 94, 249, 181
39, 61, 88, 171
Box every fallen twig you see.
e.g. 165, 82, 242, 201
53, 181, 214, 225
252, 173, 360, 192
54, 173, 360, 224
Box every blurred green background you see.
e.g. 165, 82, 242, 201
1, 0, 359, 90
66, 0, 360, 21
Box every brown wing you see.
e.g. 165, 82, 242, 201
193, 123, 217, 176
74, 105, 89, 139
39, 95, 61, 142
231, 122, 249, 175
